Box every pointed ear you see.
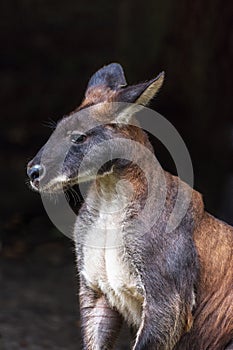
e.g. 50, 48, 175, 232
116, 71, 164, 106
86, 63, 127, 93
115, 71, 164, 123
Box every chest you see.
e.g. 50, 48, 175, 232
78, 208, 144, 327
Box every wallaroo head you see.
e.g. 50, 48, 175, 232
27, 63, 164, 195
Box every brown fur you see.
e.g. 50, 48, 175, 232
78, 79, 233, 349
175, 214, 233, 349
176, 213, 233, 350
27, 63, 233, 349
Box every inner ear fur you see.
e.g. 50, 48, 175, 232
116, 71, 165, 106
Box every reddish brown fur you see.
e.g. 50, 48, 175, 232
81, 83, 233, 349
28, 63, 233, 349
175, 214, 233, 349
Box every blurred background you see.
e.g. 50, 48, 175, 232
0, 0, 232, 349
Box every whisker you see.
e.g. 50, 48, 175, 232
64, 190, 71, 203
42, 118, 58, 130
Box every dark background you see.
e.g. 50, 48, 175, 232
0, 0, 232, 349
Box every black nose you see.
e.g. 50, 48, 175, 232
27, 164, 45, 182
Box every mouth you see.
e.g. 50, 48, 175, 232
30, 169, 114, 194
29, 173, 99, 194
30, 175, 69, 193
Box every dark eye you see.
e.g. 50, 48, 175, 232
70, 134, 87, 144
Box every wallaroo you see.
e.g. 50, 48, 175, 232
27, 63, 233, 350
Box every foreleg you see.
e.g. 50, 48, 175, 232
79, 280, 123, 350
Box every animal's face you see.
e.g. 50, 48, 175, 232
27, 112, 140, 193
27, 63, 164, 193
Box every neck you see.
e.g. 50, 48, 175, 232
86, 156, 162, 217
